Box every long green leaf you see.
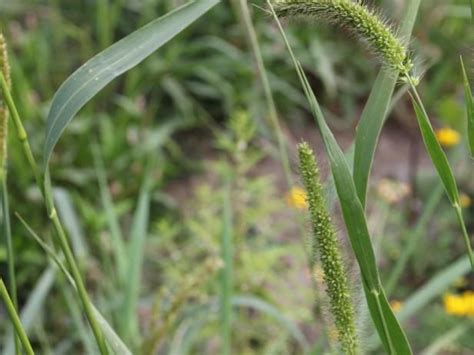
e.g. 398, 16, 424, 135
460, 57, 474, 157
43, 0, 220, 167
397, 256, 471, 322
353, 0, 422, 206
232, 296, 309, 352
301, 62, 411, 354
120, 160, 154, 344
412, 100, 459, 204
3, 266, 56, 355
367, 256, 471, 351
16, 213, 132, 355
0, 279, 34, 355
267, 5, 411, 353
411, 95, 474, 269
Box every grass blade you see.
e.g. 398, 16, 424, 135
16, 213, 132, 355
460, 57, 474, 157
353, 0, 422, 206
53, 188, 89, 260
397, 256, 471, 323
421, 322, 472, 355
410, 90, 474, 269
220, 183, 233, 355
43, 0, 220, 166
3, 266, 56, 355
1, 178, 20, 355
385, 184, 444, 295
0, 279, 34, 355
267, 5, 411, 353
120, 160, 154, 344
92, 144, 126, 283
232, 296, 309, 352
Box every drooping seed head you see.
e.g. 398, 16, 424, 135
274, 0, 413, 77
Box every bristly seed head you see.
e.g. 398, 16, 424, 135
273, 0, 413, 77
0, 33, 11, 175
298, 142, 358, 355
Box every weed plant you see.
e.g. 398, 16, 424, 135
0, 0, 473, 354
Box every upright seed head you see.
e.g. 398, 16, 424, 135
0, 33, 11, 175
273, 0, 413, 77
298, 142, 358, 354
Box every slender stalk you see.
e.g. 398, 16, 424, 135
1, 177, 21, 355
0, 32, 21, 355
220, 183, 233, 355
265, 3, 337, 348
0, 71, 109, 355
0, 278, 34, 355
407, 76, 474, 270
234, 0, 293, 185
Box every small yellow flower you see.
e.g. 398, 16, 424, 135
376, 178, 411, 204
435, 128, 460, 148
286, 186, 308, 209
443, 291, 474, 317
460, 193, 471, 209
390, 300, 403, 312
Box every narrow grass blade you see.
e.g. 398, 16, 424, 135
170, 296, 308, 354
120, 161, 154, 343
60, 282, 97, 354
54, 188, 89, 260
460, 57, 474, 157
16, 213, 132, 355
386, 184, 444, 295
411, 94, 474, 269
92, 144, 126, 283
421, 322, 471, 355
3, 266, 56, 355
0, 178, 20, 354
43, 0, 220, 166
0, 279, 34, 355
397, 256, 471, 323
232, 296, 309, 352
267, 5, 411, 353
220, 183, 233, 355
353, 0, 422, 206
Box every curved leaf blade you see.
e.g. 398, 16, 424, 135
43, 0, 219, 168
460, 57, 474, 157
353, 0, 422, 207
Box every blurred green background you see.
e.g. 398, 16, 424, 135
0, 0, 473, 354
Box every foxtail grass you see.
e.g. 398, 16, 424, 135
0, 48, 109, 355
298, 142, 358, 354
0, 33, 21, 355
273, 0, 413, 77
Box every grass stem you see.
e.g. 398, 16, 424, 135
0, 278, 34, 355
0, 71, 109, 355
234, 0, 293, 185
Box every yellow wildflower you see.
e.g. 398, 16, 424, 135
460, 193, 471, 209
443, 291, 474, 317
435, 127, 460, 148
390, 300, 403, 312
376, 178, 411, 204
287, 186, 308, 209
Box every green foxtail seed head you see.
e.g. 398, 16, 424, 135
0, 33, 11, 176
274, 0, 413, 78
298, 142, 358, 355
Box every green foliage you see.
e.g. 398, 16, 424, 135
0, 0, 473, 353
